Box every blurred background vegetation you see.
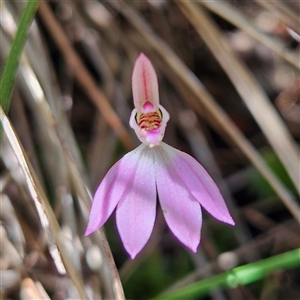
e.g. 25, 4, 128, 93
0, 0, 299, 299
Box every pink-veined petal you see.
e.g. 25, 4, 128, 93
85, 144, 146, 236
116, 146, 157, 259
154, 147, 202, 252
161, 143, 235, 225
132, 53, 159, 110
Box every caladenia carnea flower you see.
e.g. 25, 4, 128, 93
85, 53, 235, 259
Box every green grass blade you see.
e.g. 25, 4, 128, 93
0, 0, 40, 113
155, 248, 300, 299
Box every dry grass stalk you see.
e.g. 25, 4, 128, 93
0, 108, 89, 298
176, 1, 300, 192
38, 1, 133, 151
198, 0, 300, 71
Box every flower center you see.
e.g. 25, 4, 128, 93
136, 110, 162, 131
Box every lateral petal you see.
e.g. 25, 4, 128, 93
85, 144, 146, 236
161, 143, 235, 225
132, 53, 159, 110
154, 146, 202, 253
116, 146, 157, 259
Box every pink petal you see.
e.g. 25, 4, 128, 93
161, 143, 235, 225
116, 146, 157, 259
132, 53, 159, 110
85, 144, 146, 236
154, 147, 202, 252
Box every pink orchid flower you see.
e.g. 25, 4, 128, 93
85, 53, 235, 259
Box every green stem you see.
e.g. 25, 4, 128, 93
0, 0, 40, 113
154, 248, 300, 299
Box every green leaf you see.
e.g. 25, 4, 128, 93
0, 0, 40, 113
154, 248, 300, 299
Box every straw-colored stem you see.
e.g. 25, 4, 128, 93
38, 1, 133, 151
63, 143, 126, 300
253, 0, 300, 33
0, 108, 88, 300
198, 0, 299, 70
176, 1, 300, 193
